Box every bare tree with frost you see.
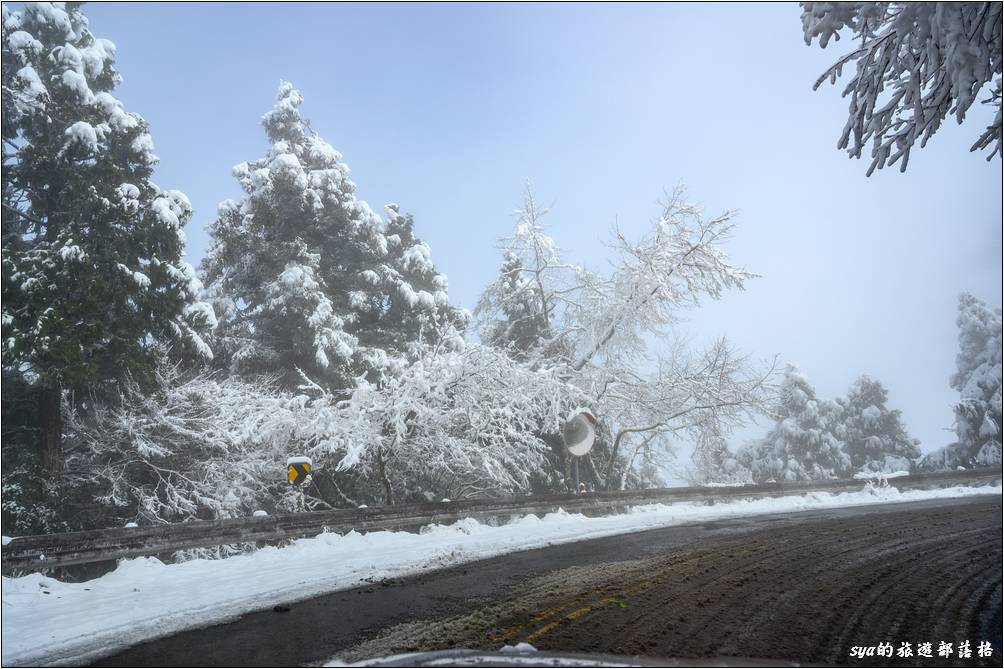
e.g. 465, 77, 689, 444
478, 186, 777, 490
688, 423, 753, 486
478, 196, 562, 362
802, 2, 1002, 174
595, 337, 774, 489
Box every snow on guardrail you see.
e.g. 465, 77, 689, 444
1, 467, 1000, 573
2, 480, 1001, 668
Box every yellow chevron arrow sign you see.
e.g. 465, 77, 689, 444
286, 456, 312, 486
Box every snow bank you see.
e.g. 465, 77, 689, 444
2, 483, 999, 666
852, 470, 910, 480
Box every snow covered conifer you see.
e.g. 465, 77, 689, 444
480, 251, 548, 360
836, 375, 920, 474
202, 83, 462, 391
945, 294, 1002, 466
476, 188, 563, 363
738, 365, 849, 481
368, 204, 467, 358
1, 3, 213, 476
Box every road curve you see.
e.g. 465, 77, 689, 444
94, 495, 1002, 667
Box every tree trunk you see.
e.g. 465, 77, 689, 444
620, 438, 652, 491
36, 383, 63, 476
377, 444, 394, 506
603, 431, 627, 491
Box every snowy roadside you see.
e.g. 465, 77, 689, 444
3, 483, 1000, 667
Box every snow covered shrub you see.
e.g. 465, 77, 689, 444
1, 463, 63, 536
304, 344, 579, 504
58, 341, 581, 525
61, 365, 307, 527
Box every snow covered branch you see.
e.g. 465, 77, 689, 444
802, 2, 1002, 173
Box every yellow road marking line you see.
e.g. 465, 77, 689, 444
526, 620, 561, 642
525, 605, 596, 642
488, 623, 525, 641
532, 608, 561, 621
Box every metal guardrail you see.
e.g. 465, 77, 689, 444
2, 468, 999, 573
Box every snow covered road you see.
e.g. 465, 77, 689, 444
3, 482, 1000, 666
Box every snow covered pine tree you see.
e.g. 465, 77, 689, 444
950, 293, 1003, 464
477, 188, 565, 364
1, 3, 213, 483
836, 375, 920, 474
739, 365, 849, 482
923, 293, 1003, 468
201, 82, 465, 394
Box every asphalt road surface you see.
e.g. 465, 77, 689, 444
94, 495, 1002, 667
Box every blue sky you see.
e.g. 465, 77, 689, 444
86, 2, 1002, 461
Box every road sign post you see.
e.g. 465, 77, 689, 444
287, 456, 312, 485
562, 410, 597, 493
287, 456, 312, 512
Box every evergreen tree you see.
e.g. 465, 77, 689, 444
1, 3, 213, 476
476, 188, 562, 363
738, 365, 849, 481
202, 82, 463, 392
372, 204, 465, 357
479, 250, 552, 360
927, 293, 1002, 468
836, 375, 920, 474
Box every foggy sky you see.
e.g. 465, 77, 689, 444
86, 2, 1003, 465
